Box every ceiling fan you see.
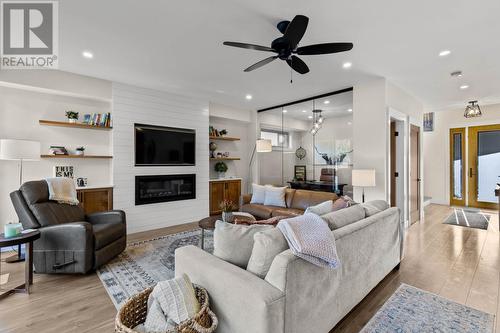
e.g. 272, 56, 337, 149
223, 15, 353, 75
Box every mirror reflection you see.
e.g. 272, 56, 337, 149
258, 90, 353, 197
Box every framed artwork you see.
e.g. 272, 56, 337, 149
294, 165, 307, 181
423, 112, 434, 132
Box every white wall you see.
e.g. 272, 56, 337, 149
424, 103, 500, 205
353, 79, 387, 202
0, 84, 112, 230
353, 79, 424, 211
112, 83, 209, 234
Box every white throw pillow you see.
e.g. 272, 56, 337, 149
247, 228, 289, 278
250, 184, 267, 204
263, 186, 287, 207
304, 200, 333, 216
213, 220, 273, 267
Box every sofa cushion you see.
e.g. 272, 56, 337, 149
213, 221, 273, 267
304, 200, 333, 216
271, 208, 303, 218
247, 228, 289, 278
361, 200, 390, 217
93, 222, 126, 250
263, 186, 286, 207
250, 184, 267, 204
284, 188, 296, 208
241, 204, 274, 219
321, 205, 366, 230
290, 190, 338, 210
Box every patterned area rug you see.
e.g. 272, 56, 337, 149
361, 284, 495, 332
443, 208, 491, 230
97, 229, 213, 309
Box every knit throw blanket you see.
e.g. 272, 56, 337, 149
45, 177, 79, 205
277, 213, 340, 269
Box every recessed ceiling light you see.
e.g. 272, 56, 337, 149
342, 62, 352, 69
216, 89, 225, 93
282, 109, 287, 113
323, 100, 330, 104
347, 108, 353, 112
82, 51, 93, 59
347, 121, 352, 125
302, 110, 307, 113
439, 50, 451, 57
245, 94, 252, 100
460, 85, 469, 90
308, 115, 313, 119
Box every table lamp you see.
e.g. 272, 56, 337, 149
352, 169, 376, 203
0, 139, 40, 262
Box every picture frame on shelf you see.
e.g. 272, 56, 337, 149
294, 165, 307, 181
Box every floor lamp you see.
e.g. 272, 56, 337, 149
0, 139, 40, 262
352, 169, 376, 203
247, 139, 272, 193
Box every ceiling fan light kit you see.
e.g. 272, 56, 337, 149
223, 15, 353, 78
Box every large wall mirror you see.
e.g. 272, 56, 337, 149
257, 89, 353, 197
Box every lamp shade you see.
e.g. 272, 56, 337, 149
0, 139, 40, 161
352, 169, 376, 187
256, 139, 272, 153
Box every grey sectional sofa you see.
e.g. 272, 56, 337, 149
175, 202, 403, 333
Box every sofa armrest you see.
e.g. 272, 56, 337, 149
175, 245, 285, 333
37, 222, 93, 250
242, 193, 252, 205
87, 210, 126, 225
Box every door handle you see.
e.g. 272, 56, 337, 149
469, 168, 474, 178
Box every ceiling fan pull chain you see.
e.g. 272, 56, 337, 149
290, 59, 293, 84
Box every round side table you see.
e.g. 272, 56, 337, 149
0, 230, 40, 299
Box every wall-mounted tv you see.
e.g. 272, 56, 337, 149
135, 124, 196, 166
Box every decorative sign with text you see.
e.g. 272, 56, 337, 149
53, 166, 74, 178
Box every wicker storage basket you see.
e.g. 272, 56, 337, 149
115, 284, 218, 333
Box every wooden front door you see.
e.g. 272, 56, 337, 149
410, 125, 420, 224
449, 128, 466, 206
467, 124, 500, 209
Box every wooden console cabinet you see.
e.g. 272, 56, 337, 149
209, 179, 241, 215
77, 187, 113, 215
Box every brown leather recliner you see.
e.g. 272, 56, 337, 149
10, 180, 126, 274
241, 188, 338, 220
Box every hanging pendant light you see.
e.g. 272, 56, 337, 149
464, 100, 482, 118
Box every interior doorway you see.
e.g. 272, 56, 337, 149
388, 114, 408, 225
410, 124, 421, 224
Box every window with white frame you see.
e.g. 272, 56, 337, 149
261, 129, 290, 148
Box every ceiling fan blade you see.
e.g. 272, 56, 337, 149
286, 55, 309, 74
283, 15, 309, 48
244, 56, 278, 72
223, 41, 276, 52
296, 42, 353, 55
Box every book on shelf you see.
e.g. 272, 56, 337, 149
82, 112, 112, 127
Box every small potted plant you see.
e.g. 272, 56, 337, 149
65, 111, 79, 123
75, 146, 85, 156
220, 199, 236, 222
214, 161, 228, 179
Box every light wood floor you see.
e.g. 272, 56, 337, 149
0, 205, 498, 333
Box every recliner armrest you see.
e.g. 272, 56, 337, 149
37, 222, 93, 251
86, 210, 126, 225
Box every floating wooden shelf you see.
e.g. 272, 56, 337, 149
41, 154, 113, 159
210, 157, 240, 161
209, 136, 240, 141
39, 120, 112, 130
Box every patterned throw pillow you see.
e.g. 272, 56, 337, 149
144, 274, 200, 332
331, 198, 349, 211
234, 215, 288, 226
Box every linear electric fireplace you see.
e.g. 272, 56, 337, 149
135, 174, 196, 205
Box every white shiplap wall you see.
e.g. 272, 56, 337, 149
112, 83, 209, 233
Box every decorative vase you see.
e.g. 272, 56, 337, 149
218, 172, 226, 179
68, 119, 76, 123
222, 211, 233, 223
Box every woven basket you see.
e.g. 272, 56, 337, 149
115, 285, 218, 333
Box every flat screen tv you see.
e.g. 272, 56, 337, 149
135, 124, 196, 166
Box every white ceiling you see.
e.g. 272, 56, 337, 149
59, 0, 500, 111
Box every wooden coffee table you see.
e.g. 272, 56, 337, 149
198, 213, 256, 249
0, 230, 40, 299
